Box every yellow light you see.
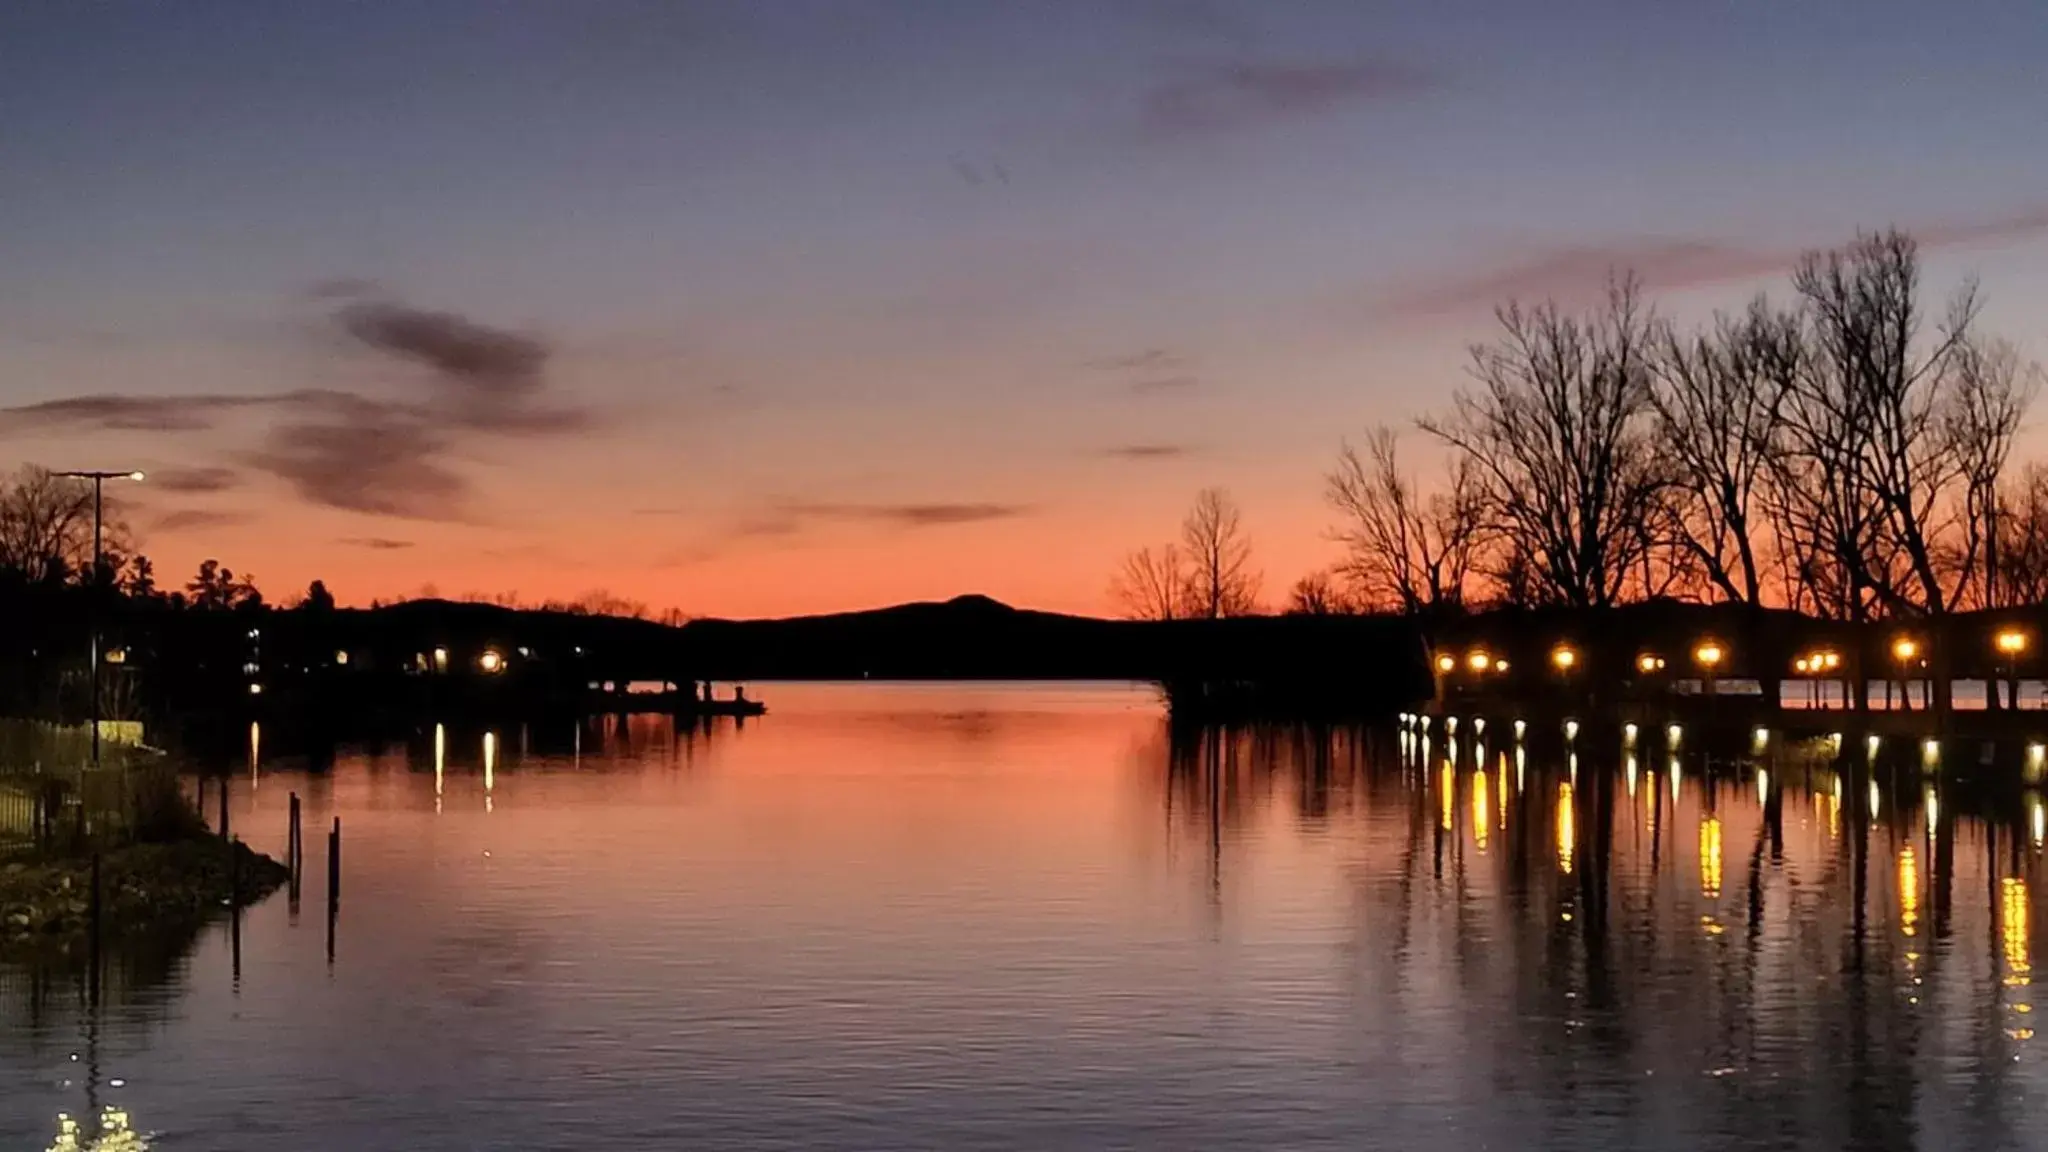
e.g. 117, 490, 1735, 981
1667, 723, 1682, 746
1468, 650, 1491, 672
247, 682, 262, 695
1472, 770, 1490, 852
1700, 816, 1722, 898
433, 647, 450, 672
1694, 641, 1723, 668
127, 470, 145, 481
1623, 722, 1637, 745
1892, 637, 1919, 663
2009, 877, 2035, 987
1556, 782, 1575, 875
335, 649, 349, 666
103, 648, 126, 665
1437, 654, 1456, 673
434, 722, 445, 798
1822, 651, 1840, 669
1513, 719, 1526, 740
1638, 653, 1659, 673
1900, 845, 1920, 937
1564, 719, 1579, 742
1440, 763, 1454, 832
2034, 796, 2045, 849
1551, 645, 1577, 671
478, 649, 505, 674
1794, 658, 1810, 674
1493, 658, 1510, 673
1869, 778, 1881, 818
2000, 630, 2030, 656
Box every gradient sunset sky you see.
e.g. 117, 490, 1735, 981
4, 0, 2047, 618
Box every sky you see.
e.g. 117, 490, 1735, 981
3, 0, 2047, 619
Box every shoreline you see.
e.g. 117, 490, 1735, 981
1, 837, 289, 957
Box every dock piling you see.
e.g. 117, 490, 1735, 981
325, 818, 340, 962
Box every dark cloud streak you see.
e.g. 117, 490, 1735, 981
148, 466, 240, 494
1140, 58, 1437, 141
1387, 203, 2048, 316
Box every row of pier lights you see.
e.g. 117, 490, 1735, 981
1433, 628, 2033, 700
1394, 708, 2048, 777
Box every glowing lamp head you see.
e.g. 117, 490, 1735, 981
1822, 651, 1840, 669
1694, 642, 1723, 669
1551, 646, 1577, 671
1468, 650, 1491, 673
478, 649, 506, 674
1794, 658, 1810, 674
1998, 630, 2029, 656
1892, 637, 1919, 663
1492, 658, 1510, 673
126, 471, 145, 482
1637, 653, 1659, 674
1436, 654, 1456, 673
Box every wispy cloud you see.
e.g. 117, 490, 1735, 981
1102, 443, 1195, 461
151, 508, 251, 533
1088, 348, 1187, 373
148, 466, 240, 494
1088, 348, 1202, 397
1140, 58, 1436, 142
778, 500, 1032, 527
1385, 203, 2048, 316
0, 391, 315, 433
0, 289, 596, 522
339, 536, 416, 550
658, 498, 1032, 568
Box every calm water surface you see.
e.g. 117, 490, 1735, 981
5, 682, 2048, 1149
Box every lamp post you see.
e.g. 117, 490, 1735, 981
1694, 641, 1724, 698
1996, 629, 2028, 711
56, 470, 145, 768
1890, 637, 1920, 713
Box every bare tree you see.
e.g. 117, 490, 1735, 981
1945, 337, 2037, 608
1649, 298, 1801, 604
1326, 427, 1482, 613
1421, 278, 1666, 609
1786, 229, 1975, 618
1995, 466, 2048, 608
1180, 488, 1260, 618
1111, 543, 1190, 621
0, 466, 100, 585
1284, 570, 1352, 616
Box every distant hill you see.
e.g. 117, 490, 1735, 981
676, 594, 1431, 690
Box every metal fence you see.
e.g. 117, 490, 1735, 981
0, 720, 182, 857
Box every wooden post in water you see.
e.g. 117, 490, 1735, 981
287, 792, 302, 903
325, 817, 340, 962
87, 853, 102, 1006
230, 836, 243, 982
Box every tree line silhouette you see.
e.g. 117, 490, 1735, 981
1117, 228, 2047, 626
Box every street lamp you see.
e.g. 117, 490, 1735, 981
1694, 640, 1724, 697
1892, 637, 1919, 711
56, 469, 145, 768
1996, 629, 2029, 710
1551, 645, 1578, 672
1467, 650, 1492, 674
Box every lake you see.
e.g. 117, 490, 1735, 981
3, 682, 2044, 1150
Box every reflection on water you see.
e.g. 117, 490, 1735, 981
6, 684, 2048, 1149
